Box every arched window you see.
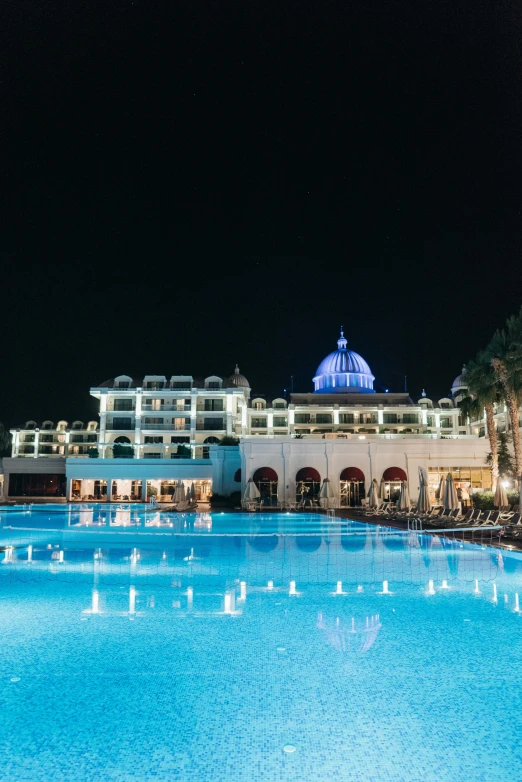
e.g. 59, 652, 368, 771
114, 436, 131, 444
339, 467, 365, 507
202, 436, 219, 459
253, 467, 278, 506
295, 467, 321, 503
382, 467, 407, 482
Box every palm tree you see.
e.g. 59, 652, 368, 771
0, 422, 11, 456
488, 319, 522, 480
460, 353, 500, 490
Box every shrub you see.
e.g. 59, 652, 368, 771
471, 491, 520, 511
112, 444, 133, 458
87, 447, 99, 458
219, 436, 240, 446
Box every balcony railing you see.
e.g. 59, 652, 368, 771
141, 424, 191, 431
141, 404, 191, 412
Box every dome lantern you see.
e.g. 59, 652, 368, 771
229, 364, 250, 389
313, 329, 375, 394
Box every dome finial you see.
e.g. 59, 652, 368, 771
421, 388, 426, 398
337, 326, 347, 349
234, 364, 240, 375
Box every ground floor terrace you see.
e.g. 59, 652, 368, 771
240, 436, 493, 507
1, 447, 240, 502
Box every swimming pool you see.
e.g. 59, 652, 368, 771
1, 510, 521, 780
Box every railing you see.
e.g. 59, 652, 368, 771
141, 404, 191, 411
141, 424, 190, 431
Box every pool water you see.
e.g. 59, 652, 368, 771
1, 510, 522, 781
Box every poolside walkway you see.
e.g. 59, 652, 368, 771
331, 507, 522, 553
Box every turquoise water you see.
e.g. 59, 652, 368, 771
1, 510, 522, 781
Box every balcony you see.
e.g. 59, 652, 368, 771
141, 423, 190, 431
141, 404, 191, 412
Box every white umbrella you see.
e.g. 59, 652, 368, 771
416, 467, 431, 514
435, 474, 446, 504
173, 481, 186, 503
379, 478, 386, 500
243, 479, 260, 501
189, 482, 196, 502
397, 481, 411, 511
319, 478, 335, 508
369, 479, 380, 508
443, 472, 459, 510
494, 482, 508, 508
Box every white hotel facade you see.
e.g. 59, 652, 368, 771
3, 331, 510, 505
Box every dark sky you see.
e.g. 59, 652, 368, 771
2, 1, 521, 426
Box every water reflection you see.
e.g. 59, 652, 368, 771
317, 612, 382, 654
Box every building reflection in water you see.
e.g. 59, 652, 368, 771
317, 611, 382, 653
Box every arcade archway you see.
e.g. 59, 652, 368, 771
339, 466, 365, 507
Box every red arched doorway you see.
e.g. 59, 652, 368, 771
253, 467, 279, 506
295, 467, 321, 504
339, 467, 366, 507
381, 466, 408, 501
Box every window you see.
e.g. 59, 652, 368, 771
112, 417, 132, 430
174, 417, 189, 430
273, 416, 288, 427
427, 416, 434, 427
251, 417, 267, 428
204, 399, 223, 411
253, 401, 265, 410
87, 434, 97, 442
273, 402, 286, 409
114, 399, 134, 411
144, 417, 163, 424
144, 436, 163, 443
316, 414, 332, 424
295, 414, 311, 424
339, 413, 354, 424
116, 381, 130, 389
145, 382, 165, 390
71, 434, 85, 443
150, 399, 163, 411
207, 382, 220, 389
383, 414, 398, 424
170, 436, 190, 443
203, 418, 224, 430
440, 418, 452, 428
144, 453, 161, 459
172, 382, 191, 389
402, 414, 418, 424
9, 473, 66, 496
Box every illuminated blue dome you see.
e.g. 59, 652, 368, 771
313, 330, 375, 393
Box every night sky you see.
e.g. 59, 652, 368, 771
2, 1, 521, 426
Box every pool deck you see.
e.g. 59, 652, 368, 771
333, 506, 522, 552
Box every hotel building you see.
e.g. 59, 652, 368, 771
3, 331, 507, 505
